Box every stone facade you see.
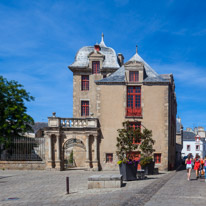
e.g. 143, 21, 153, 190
176, 117, 183, 166
44, 35, 177, 171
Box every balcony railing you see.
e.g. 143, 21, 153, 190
126, 107, 142, 117
48, 116, 98, 128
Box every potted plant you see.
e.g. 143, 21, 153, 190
116, 121, 141, 181
139, 129, 155, 175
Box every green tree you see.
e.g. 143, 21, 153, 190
0, 76, 34, 145
139, 128, 155, 166
116, 121, 141, 162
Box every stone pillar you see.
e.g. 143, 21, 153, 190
92, 135, 99, 171
85, 135, 90, 169
55, 135, 61, 170
46, 134, 53, 169
94, 135, 98, 161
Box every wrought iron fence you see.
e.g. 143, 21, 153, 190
0, 137, 45, 161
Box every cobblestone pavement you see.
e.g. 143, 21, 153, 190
145, 169, 206, 206
0, 169, 172, 206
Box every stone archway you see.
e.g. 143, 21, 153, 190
63, 138, 86, 169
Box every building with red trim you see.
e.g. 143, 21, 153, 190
44, 34, 177, 171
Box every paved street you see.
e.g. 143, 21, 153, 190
145, 169, 206, 206
0, 168, 206, 206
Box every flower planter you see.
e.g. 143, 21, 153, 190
141, 161, 155, 175
119, 162, 138, 181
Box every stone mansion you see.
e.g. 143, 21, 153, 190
44, 34, 177, 171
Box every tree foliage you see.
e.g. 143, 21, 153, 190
116, 121, 155, 165
0, 76, 34, 145
139, 128, 155, 158
116, 121, 141, 161
139, 128, 155, 166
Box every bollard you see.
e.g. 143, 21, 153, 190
66, 177, 69, 194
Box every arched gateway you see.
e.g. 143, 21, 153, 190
44, 116, 99, 171
63, 138, 86, 169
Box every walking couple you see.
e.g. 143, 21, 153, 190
185, 154, 206, 181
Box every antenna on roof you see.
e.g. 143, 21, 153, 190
136, 45, 138, 54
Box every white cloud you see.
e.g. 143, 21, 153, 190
152, 62, 206, 88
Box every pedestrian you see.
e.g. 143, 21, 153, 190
204, 156, 206, 182
185, 153, 192, 181
194, 154, 201, 179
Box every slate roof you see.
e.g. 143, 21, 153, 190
96, 52, 171, 84
96, 65, 125, 83
183, 131, 196, 141
128, 53, 158, 77
69, 34, 171, 84
69, 39, 120, 69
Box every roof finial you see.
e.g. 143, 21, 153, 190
136, 45, 138, 54
99, 32, 106, 47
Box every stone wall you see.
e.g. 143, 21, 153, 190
0, 161, 46, 170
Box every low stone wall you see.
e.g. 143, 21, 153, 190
0, 161, 46, 170
88, 174, 122, 189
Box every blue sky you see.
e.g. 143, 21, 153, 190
1, 0, 206, 129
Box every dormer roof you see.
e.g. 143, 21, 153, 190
69, 34, 120, 70
97, 51, 171, 84
127, 53, 158, 78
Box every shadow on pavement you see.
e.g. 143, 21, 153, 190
176, 164, 186, 171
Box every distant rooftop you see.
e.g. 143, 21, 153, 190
31, 122, 48, 133
183, 131, 196, 141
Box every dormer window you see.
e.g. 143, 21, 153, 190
129, 71, 139, 82
92, 61, 100, 74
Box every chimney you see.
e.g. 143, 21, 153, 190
94, 43, 100, 52
118, 53, 124, 66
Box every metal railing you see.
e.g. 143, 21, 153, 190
126, 107, 142, 117
0, 137, 45, 161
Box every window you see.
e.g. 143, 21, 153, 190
81, 101, 89, 116
187, 145, 190, 151
129, 71, 139, 82
126, 86, 141, 116
154, 153, 161, 164
92, 61, 100, 74
81, 75, 89, 91
196, 145, 200, 151
127, 86, 141, 108
130, 122, 141, 144
106, 153, 113, 163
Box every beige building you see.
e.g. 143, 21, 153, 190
44, 34, 177, 171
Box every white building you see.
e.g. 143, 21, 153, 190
182, 129, 206, 158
